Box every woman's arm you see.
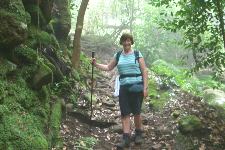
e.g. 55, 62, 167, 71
139, 57, 148, 98
92, 58, 117, 71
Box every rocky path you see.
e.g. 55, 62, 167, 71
60, 71, 225, 150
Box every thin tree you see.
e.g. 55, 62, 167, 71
71, 0, 89, 69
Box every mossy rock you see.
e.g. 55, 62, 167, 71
0, 0, 27, 23
149, 91, 170, 111
0, 67, 52, 149
172, 110, 180, 119
45, 22, 55, 34
32, 61, 53, 89
174, 133, 198, 150
23, 0, 53, 23
84, 93, 97, 103
11, 45, 37, 65
0, 114, 48, 149
148, 77, 158, 99
0, 10, 27, 49
26, 26, 59, 49
178, 115, 203, 135
72, 69, 80, 81
52, 0, 71, 40
25, 4, 47, 27
50, 100, 63, 148
0, 58, 16, 76
151, 59, 178, 77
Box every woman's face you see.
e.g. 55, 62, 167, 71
122, 38, 132, 51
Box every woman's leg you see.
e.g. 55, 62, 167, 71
130, 92, 143, 145
134, 114, 142, 129
122, 115, 131, 133
117, 87, 131, 148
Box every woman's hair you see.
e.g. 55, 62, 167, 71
119, 33, 134, 45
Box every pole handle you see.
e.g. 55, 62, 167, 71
92, 51, 95, 58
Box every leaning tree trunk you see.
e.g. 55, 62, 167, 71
71, 0, 89, 69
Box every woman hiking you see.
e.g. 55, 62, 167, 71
91, 33, 148, 149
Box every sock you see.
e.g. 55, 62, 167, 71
123, 133, 130, 139
135, 129, 142, 135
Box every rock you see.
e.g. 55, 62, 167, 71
172, 110, 180, 118
102, 100, 115, 107
66, 103, 73, 112
110, 124, 123, 134
142, 114, 149, 125
178, 115, 203, 135
25, 4, 47, 27
9, 45, 37, 65
0, 58, 16, 76
0, 0, 28, 49
60, 98, 66, 108
84, 93, 97, 103
32, 61, 53, 89
52, 0, 71, 40
152, 143, 162, 150
203, 88, 225, 105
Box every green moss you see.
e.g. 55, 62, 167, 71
0, 10, 27, 49
25, 4, 46, 26
152, 59, 179, 77
26, 26, 59, 49
148, 77, 158, 99
178, 115, 203, 135
172, 110, 181, 118
50, 100, 62, 148
14, 45, 37, 64
0, 59, 16, 76
0, 0, 27, 23
0, 114, 48, 149
0, 72, 52, 149
149, 91, 170, 111
52, 0, 71, 39
174, 133, 197, 150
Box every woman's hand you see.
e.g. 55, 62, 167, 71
91, 58, 97, 66
143, 88, 148, 99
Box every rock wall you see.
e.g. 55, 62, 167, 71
0, 0, 71, 149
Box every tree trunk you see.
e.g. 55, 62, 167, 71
129, 0, 135, 34
215, 0, 225, 49
71, 0, 89, 69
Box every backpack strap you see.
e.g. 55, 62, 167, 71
116, 50, 140, 65
134, 50, 140, 64
115, 50, 122, 65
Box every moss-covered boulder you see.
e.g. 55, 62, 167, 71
9, 45, 37, 65
178, 115, 203, 135
52, 0, 71, 40
0, 77, 50, 149
172, 110, 180, 119
0, 0, 28, 49
0, 58, 16, 76
32, 61, 53, 89
26, 26, 59, 49
203, 89, 225, 106
25, 4, 47, 27
50, 99, 63, 148
22, 0, 53, 24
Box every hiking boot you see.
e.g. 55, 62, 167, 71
134, 129, 143, 145
116, 133, 130, 150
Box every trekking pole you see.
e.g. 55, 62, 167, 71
90, 51, 95, 120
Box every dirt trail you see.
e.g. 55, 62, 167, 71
60, 67, 225, 149
60, 55, 225, 150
